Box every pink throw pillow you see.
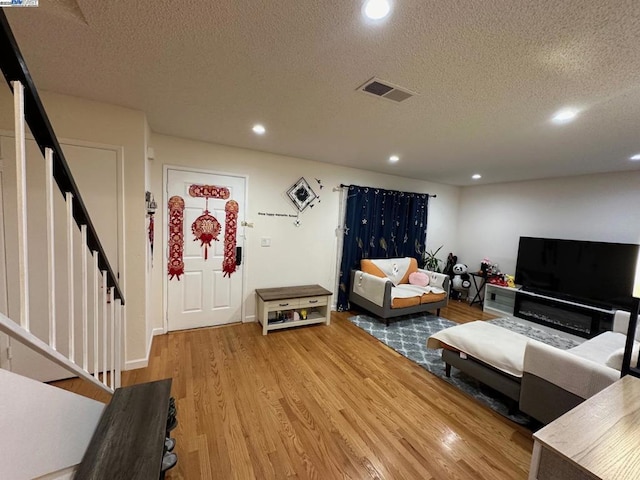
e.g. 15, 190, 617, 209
409, 272, 429, 287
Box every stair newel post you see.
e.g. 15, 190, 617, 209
93, 251, 99, 380
45, 147, 56, 349
109, 286, 115, 390
12, 80, 30, 332
102, 270, 108, 387
81, 225, 88, 371
66, 192, 75, 362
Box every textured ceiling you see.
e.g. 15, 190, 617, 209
5, 0, 640, 185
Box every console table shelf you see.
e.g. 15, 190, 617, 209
75, 378, 172, 480
256, 285, 332, 335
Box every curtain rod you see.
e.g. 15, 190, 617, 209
338, 184, 436, 198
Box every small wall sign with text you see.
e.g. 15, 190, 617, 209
258, 212, 298, 218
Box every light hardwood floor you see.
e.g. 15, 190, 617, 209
54, 301, 534, 479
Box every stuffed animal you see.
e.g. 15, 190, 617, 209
451, 263, 471, 300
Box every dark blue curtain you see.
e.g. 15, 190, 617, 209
336, 185, 430, 310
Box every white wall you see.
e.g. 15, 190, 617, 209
149, 133, 460, 328
456, 171, 640, 277
0, 368, 104, 479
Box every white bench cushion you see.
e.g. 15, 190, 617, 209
427, 321, 530, 377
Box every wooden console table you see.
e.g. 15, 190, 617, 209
529, 375, 640, 479
75, 379, 172, 479
255, 284, 332, 335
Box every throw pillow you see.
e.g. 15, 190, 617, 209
408, 271, 429, 287
605, 343, 640, 371
428, 272, 445, 288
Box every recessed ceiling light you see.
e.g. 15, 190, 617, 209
551, 108, 579, 125
472, 174, 482, 180
630, 154, 640, 161
363, 0, 391, 20
252, 124, 266, 135
389, 155, 399, 163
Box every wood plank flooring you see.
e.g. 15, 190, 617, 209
53, 301, 534, 479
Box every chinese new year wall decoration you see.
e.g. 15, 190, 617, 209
191, 197, 221, 260
222, 200, 239, 277
167, 195, 185, 280
188, 184, 230, 200
189, 184, 239, 276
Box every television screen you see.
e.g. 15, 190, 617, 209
515, 237, 639, 310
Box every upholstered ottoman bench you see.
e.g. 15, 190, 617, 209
427, 321, 531, 411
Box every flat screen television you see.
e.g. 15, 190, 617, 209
515, 237, 639, 310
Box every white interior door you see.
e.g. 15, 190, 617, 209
0, 135, 119, 382
166, 168, 245, 331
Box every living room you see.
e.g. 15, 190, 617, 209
1, 1, 639, 479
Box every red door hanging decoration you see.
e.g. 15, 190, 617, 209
223, 200, 239, 277
191, 197, 221, 260
167, 195, 185, 280
188, 184, 239, 276
189, 184, 230, 199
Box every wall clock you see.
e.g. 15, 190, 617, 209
287, 177, 317, 212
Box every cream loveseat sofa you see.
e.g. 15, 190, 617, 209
428, 310, 639, 424
349, 257, 450, 325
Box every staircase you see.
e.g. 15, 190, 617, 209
0, 10, 126, 479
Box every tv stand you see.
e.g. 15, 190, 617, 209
514, 290, 615, 339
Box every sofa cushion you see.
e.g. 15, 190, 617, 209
399, 257, 419, 284
428, 271, 445, 289
605, 343, 640, 371
390, 284, 422, 308
360, 259, 387, 279
409, 271, 429, 287
420, 292, 448, 304
388, 282, 447, 308
361, 257, 418, 286
568, 331, 627, 365
391, 295, 421, 308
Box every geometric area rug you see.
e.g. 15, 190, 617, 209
348, 313, 582, 425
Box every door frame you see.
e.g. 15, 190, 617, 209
162, 164, 249, 333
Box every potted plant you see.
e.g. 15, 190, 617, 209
421, 245, 444, 272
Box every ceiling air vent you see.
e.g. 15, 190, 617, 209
357, 77, 417, 103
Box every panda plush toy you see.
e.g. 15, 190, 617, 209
451, 263, 471, 300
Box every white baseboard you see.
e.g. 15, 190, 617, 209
124, 326, 160, 371
124, 357, 148, 371
243, 314, 256, 323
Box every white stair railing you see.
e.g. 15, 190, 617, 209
0, 11, 125, 394
0, 78, 124, 394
